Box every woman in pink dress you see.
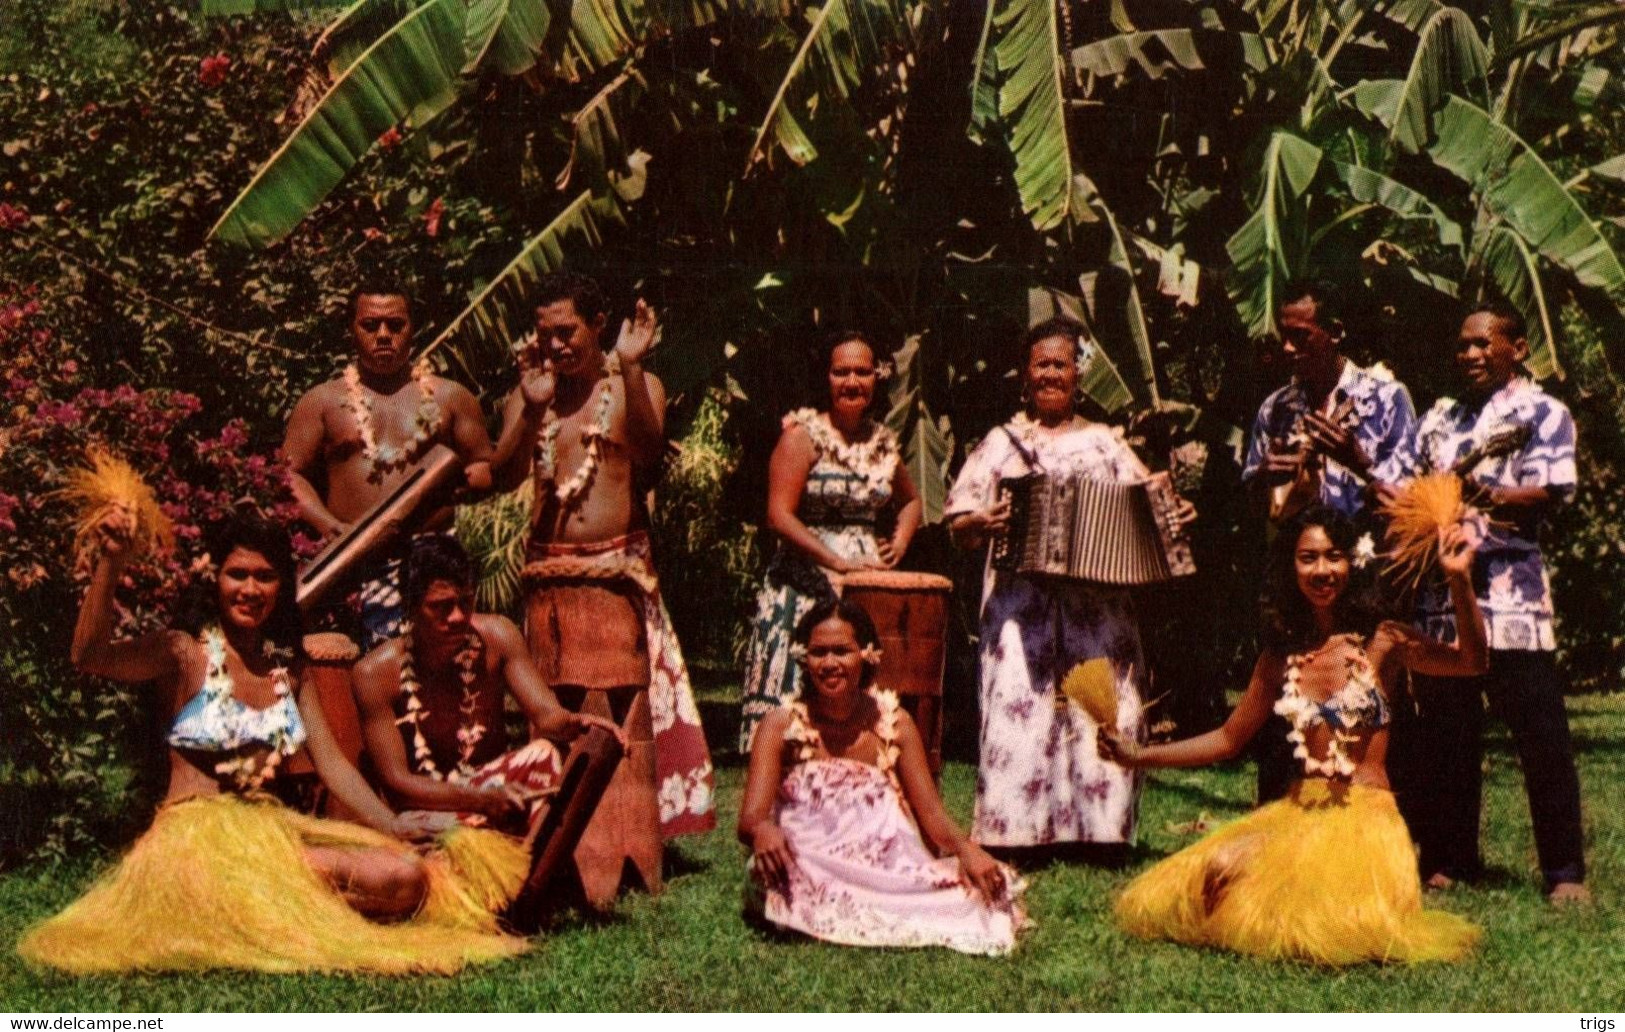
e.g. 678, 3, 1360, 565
739, 599, 1028, 955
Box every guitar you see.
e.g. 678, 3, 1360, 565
1268, 394, 1360, 524
1449, 422, 1532, 480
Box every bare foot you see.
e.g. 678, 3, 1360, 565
1423, 872, 1455, 891
1547, 882, 1591, 906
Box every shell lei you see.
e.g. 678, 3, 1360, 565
342, 359, 442, 476
1273, 639, 1381, 779
785, 408, 898, 496
395, 622, 485, 782
200, 626, 298, 792
537, 381, 614, 507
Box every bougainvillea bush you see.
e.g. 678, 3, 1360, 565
0, 281, 311, 864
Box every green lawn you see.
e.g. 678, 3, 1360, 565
2, 694, 1620, 1012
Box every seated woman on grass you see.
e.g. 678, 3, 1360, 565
19, 512, 530, 976
739, 598, 1028, 955
1097, 505, 1486, 966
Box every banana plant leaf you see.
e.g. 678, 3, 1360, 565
1225, 131, 1322, 338
1426, 95, 1625, 293
884, 333, 952, 524
198, 0, 353, 13
465, 0, 556, 76
1382, 6, 1489, 155
210, 0, 468, 248
1320, 158, 1464, 253
967, 0, 999, 143
744, 0, 915, 171
1069, 174, 1159, 408
989, 0, 1072, 230
418, 153, 649, 393
1070, 28, 1271, 81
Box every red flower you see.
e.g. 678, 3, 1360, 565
0, 203, 29, 230
362, 227, 387, 242
377, 126, 403, 150
199, 54, 231, 89
423, 196, 445, 238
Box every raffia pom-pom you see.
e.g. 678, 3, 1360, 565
1060, 658, 1118, 727
56, 448, 174, 563
1380, 473, 1464, 589
302, 632, 359, 664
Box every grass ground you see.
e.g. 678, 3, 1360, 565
2, 693, 1620, 1012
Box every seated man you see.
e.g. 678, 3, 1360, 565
352, 536, 622, 835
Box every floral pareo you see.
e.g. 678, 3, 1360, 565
753, 691, 1028, 955
738, 409, 898, 751
946, 417, 1149, 846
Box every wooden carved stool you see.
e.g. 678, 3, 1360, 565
570, 685, 663, 907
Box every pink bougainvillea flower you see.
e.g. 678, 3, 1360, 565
377, 126, 403, 150
0, 203, 29, 230
423, 196, 445, 238
199, 54, 231, 88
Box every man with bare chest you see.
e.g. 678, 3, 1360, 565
283, 283, 494, 647
492, 273, 714, 905
351, 536, 622, 836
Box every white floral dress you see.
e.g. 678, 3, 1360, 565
945, 417, 1148, 846
753, 689, 1028, 955
738, 409, 898, 751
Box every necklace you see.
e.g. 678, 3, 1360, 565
537, 380, 614, 506
785, 408, 898, 495
1273, 636, 1386, 779
197, 625, 299, 792
342, 359, 442, 476
395, 621, 485, 782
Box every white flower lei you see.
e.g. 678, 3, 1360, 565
342, 359, 442, 476
1273, 637, 1382, 779
785, 408, 897, 495
537, 380, 614, 507
198, 625, 297, 792
394, 621, 485, 782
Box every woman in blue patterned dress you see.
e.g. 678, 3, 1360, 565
737, 333, 922, 751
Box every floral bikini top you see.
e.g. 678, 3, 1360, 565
785, 687, 906, 799
168, 626, 306, 789
1272, 635, 1391, 779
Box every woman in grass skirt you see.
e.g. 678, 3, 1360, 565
19, 513, 529, 975
1098, 506, 1485, 965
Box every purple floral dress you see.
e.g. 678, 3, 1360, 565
754, 690, 1028, 955
945, 417, 1147, 846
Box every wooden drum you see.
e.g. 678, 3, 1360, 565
837, 571, 952, 776
287, 632, 365, 820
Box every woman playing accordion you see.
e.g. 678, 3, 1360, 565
947, 318, 1191, 852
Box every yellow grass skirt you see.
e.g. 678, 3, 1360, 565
1115, 780, 1480, 966
17, 795, 530, 975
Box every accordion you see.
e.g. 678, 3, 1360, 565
991, 471, 1195, 585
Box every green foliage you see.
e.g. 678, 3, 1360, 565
650, 392, 760, 671
5, 697, 1623, 1006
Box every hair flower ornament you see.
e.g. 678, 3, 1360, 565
1352, 533, 1377, 570
859, 643, 885, 667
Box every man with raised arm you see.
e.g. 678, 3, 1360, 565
351, 536, 623, 835
1389, 300, 1588, 906
491, 272, 714, 905
283, 280, 494, 648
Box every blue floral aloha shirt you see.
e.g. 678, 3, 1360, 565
1405, 376, 1577, 652
1241, 360, 1417, 519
